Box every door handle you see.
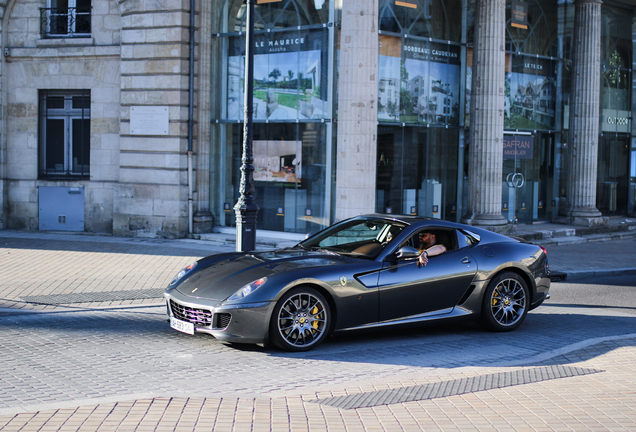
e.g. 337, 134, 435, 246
461, 257, 471, 264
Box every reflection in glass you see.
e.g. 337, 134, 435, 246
228, 123, 328, 233
376, 126, 458, 221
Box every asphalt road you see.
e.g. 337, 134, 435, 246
549, 274, 636, 315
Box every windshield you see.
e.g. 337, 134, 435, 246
299, 217, 407, 259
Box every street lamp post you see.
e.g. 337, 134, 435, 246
234, 0, 259, 252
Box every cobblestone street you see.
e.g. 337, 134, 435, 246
1, 231, 635, 430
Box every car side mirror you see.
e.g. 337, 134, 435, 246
396, 246, 420, 260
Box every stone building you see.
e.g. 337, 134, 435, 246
0, 0, 634, 238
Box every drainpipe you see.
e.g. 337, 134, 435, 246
187, 0, 195, 236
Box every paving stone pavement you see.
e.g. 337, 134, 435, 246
0, 229, 635, 431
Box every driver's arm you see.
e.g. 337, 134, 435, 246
418, 244, 447, 267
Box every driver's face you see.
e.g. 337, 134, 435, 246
419, 232, 434, 248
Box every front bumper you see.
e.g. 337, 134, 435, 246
164, 289, 275, 345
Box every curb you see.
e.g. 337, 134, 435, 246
552, 267, 636, 282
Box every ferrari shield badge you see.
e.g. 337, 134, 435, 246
340, 276, 347, 286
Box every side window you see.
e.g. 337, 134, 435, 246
41, 0, 91, 38
403, 229, 457, 252
39, 90, 91, 179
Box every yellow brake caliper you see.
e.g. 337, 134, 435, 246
311, 306, 320, 331
492, 288, 500, 306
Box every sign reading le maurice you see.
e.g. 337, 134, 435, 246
503, 135, 533, 159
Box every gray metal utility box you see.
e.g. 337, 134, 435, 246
38, 186, 85, 231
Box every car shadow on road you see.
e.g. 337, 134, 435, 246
1, 305, 635, 370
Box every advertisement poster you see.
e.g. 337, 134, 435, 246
227, 30, 328, 121
401, 40, 460, 125
505, 55, 555, 130
253, 140, 302, 184
378, 35, 402, 122
378, 37, 460, 125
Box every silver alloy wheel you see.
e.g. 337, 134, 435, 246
489, 277, 527, 327
276, 292, 328, 348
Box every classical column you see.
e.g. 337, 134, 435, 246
335, 0, 379, 221
561, 0, 605, 226
461, 0, 508, 228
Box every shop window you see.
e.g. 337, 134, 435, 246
39, 91, 90, 179
40, 0, 91, 38
376, 126, 459, 221
379, 0, 462, 42
505, 0, 558, 57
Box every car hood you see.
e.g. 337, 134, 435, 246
173, 248, 351, 301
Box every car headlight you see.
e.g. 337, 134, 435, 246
228, 277, 267, 301
169, 262, 197, 286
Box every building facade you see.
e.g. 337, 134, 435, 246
0, 0, 634, 237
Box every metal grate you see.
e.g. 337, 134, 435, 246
170, 300, 213, 327
311, 366, 603, 410
21, 289, 164, 305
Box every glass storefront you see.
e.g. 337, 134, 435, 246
211, 0, 636, 234
213, 0, 334, 233
501, 0, 563, 223
375, 0, 465, 222
599, 4, 633, 216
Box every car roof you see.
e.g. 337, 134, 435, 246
356, 214, 517, 244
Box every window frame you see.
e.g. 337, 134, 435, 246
41, 0, 91, 38
39, 90, 91, 180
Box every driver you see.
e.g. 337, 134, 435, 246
417, 231, 447, 267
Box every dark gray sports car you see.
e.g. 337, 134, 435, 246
165, 214, 550, 351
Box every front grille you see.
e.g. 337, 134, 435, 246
170, 299, 213, 327
214, 313, 232, 330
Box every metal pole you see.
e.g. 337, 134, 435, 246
234, 0, 258, 251
186, 0, 195, 236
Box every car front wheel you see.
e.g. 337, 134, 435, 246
480, 272, 529, 331
270, 287, 330, 352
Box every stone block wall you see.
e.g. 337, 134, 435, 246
2, 0, 122, 233
0, 0, 196, 237
114, 0, 192, 237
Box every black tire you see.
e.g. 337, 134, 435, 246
480, 272, 529, 332
269, 287, 330, 352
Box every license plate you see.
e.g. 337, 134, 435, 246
170, 317, 194, 335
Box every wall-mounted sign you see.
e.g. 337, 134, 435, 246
224, 203, 231, 212
130, 106, 169, 135
276, 207, 284, 216
503, 134, 534, 159
511, 1, 528, 29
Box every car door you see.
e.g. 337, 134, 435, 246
377, 243, 477, 322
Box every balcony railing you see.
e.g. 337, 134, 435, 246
40, 7, 91, 38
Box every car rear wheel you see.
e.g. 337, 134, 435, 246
480, 272, 529, 331
270, 287, 330, 352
